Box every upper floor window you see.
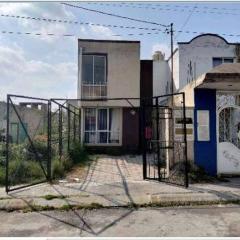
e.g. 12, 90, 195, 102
213, 57, 234, 68
82, 54, 107, 98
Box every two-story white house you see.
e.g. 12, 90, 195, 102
77, 39, 142, 152
153, 33, 238, 96
153, 33, 240, 176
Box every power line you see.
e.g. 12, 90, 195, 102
0, 30, 75, 37
119, 2, 240, 12
61, 2, 170, 28
174, 4, 197, 41
0, 13, 165, 33
1, 28, 240, 40
85, 2, 240, 16
0, 29, 168, 38
2, 9, 239, 38
1, 11, 240, 39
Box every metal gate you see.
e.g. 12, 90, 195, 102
5, 93, 188, 192
141, 93, 189, 187
5, 95, 81, 192
5, 95, 51, 192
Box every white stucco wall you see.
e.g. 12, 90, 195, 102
153, 60, 171, 97
78, 40, 140, 107
178, 34, 236, 90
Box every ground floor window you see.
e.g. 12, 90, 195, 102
84, 108, 120, 144
10, 122, 28, 144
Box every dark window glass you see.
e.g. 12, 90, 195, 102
98, 109, 107, 130
82, 55, 106, 85
94, 56, 106, 84
99, 132, 108, 143
224, 58, 234, 63
213, 57, 223, 68
85, 108, 96, 131
82, 55, 93, 84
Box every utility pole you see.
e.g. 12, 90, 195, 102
170, 23, 175, 174
170, 23, 174, 101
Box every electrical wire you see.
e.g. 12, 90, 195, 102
0, 29, 166, 38
119, 2, 240, 12
174, 4, 197, 41
1, 28, 240, 39
0, 13, 165, 33
85, 2, 240, 16
61, 2, 170, 28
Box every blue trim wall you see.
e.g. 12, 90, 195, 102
194, 88, 217, 176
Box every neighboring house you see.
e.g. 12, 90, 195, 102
152, 51, 171, 97
78, 39, 152, 152
154, 33, 239, 96
0, 101, 48, 143
154, 33, 240, 176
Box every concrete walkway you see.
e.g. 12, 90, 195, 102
1, 155, 240, 211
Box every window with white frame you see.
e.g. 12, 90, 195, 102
82, 54, 107, 98
84, 108, 120, 144
197, 110, 210, 141
212, 57, 234, 68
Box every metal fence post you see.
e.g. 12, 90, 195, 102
67, 108, 70, 152
155, 97, 161, 181
58, 105, 62, 157
73, 113, 76, 143
182, 93, 189, 188
79, 108, 81, 143
141, 102, 147, 180
47, 100, 52, 181
5, 95, 10, 193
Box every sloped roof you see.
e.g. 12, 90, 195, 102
207, 63, 240, 75
197, 63, 240, 90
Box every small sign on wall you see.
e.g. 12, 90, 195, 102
174, 108, 194, 141
197, 110, 210, 141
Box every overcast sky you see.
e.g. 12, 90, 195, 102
1, 1, 240, 101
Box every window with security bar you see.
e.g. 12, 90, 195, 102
82, 54, 107, 98
84, 108, 120, 145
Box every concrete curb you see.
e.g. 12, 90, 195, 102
1, 192, 240, 212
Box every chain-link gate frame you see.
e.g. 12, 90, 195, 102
5, 93, 188, 192
141, 92, 189, 188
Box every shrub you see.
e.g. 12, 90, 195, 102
9, 143, 27, 162
62, 155, 73, 171
52, 157, 65, 179
68, 142, 89, 165
8, 159, 44, 185
0, 166, 5, 186
0, 143, 5, 166
188, 163, 215, 183
26, 139, 48, 162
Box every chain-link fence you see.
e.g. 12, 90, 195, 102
5, 95, 50, 192
5, 93, 188, 192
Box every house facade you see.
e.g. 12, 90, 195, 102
154, 33, 240, 176
78, 39, 149, 152
0, 101, 47, 143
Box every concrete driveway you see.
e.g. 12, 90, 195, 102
65, 155, 144, 185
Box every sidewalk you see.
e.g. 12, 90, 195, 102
1, 178, 240, 211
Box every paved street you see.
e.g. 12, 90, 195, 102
1, 205, 240, 237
